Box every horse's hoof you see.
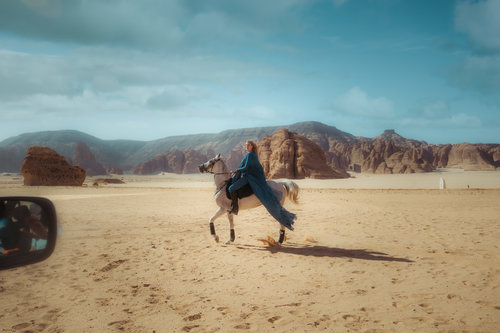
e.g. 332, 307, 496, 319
224, 239, 234, 245
214, 235, 220, 243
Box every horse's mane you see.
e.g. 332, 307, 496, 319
216, 157, 229, 173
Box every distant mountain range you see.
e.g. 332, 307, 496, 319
0, 122, 352, 172
0, 121, 498, 174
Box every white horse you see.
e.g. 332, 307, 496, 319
198, 154, 300, 244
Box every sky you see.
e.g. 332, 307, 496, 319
0, 0, 499, 144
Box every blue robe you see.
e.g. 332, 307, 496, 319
234, 152, 296, 231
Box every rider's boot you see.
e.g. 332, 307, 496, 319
228, 192, 239, 215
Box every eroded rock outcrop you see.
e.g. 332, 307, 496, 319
445, 143, 496, 171
132, 150, 209, 175
358, 141, 434, 174
183, 150, 212, 173
73, 141, 107, 176
226, 148, 246, 171
21, 146, 86, 186
132, 152, 175, 175
316, 128, 500, 173
258, 129, 349, 179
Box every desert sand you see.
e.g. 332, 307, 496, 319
1, 170, 499, 332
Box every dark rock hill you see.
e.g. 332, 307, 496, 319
0, 130, 146, 172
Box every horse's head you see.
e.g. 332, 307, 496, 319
198, 153, 225, 174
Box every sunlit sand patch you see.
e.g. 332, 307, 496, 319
257, 235, 278, 247
305, 236, 317, 243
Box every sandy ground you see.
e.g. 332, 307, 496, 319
1, 170, 499, 332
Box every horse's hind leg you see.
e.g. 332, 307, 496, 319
278, 226, 286, 244
226, 213, 235, 244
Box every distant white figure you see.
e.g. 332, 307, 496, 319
439, 177, 446, 190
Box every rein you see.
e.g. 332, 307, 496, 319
204, 161, 232, 196
214, 182, 227, 197
213, 172, 232, 197
208, 171, 232, 175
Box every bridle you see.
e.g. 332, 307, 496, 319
203, 158, 232, 176
201, 158, 232, 195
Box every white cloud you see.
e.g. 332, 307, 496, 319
450, 113, 482, 127
455, 0, 500, 52
448, 54, 500, 93
400, 113, 482, 129
332, 0, 350, 7
247, 106, 277, 120
421, 100, 450, 118
20, 0, 63, 18
147, 85, 209, 110
0, 44, 282, 101
0, 1, 309, 51
450, 0, 500, 94
332, 86, 395, 118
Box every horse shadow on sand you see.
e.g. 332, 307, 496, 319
236, 243, 414, 263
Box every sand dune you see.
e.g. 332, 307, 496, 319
1, 170, 499, 332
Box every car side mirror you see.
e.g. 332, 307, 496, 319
0, 197, 58, 270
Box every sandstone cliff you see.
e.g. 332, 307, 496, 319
73, 141, 107, 176
21, 146, 86, 186
323, 130, 498, 174
258, 129, 349, 179
132, 150, 209, 175
445, 143, 498, 171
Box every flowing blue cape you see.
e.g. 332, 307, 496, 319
237, 152, 296, 230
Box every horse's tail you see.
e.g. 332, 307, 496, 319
282, 180, 300, 205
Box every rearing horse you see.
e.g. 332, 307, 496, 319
199, 154, 299, 244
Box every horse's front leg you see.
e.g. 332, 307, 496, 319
209, 207, 226, 243
225, 213, 235, 244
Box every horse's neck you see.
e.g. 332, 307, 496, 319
214, 174, 227, 188
214, 162, 229, 188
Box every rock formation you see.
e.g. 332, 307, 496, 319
132, 150, 210, 175
132, 153, 172, 175
258, 129, 349, 179
21, 146, 86, 186
353, 132, 434, 174
183, 150, 210, 174
73, 141, 107, 176
226, 147, 246, 170
445, 143, 497, 171
323, 130, 491, 174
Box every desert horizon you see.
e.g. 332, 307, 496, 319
4, 167, 500, 189
1, 170, 499, 332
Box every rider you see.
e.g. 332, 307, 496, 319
227, 140, 258, 215
227, 141, 296, 232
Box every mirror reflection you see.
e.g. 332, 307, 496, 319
0, 200, 49, 256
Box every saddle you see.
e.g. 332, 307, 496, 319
225, 177, 254, 200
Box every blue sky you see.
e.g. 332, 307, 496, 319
0, 0, 499, 144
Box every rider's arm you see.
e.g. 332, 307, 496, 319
237, 153, 251, 172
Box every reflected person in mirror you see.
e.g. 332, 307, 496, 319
0, 201, 48, 255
